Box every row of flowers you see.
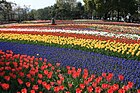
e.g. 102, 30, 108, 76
0, 27, 140, 40
74, 20, 140, 27
0, 50, 140, 93
0, 30, 139, 44
0, 32, 139, 60
1, 23, 140, 39
4, 22, 140, 33
88, 24, 140, 35
0, 42, 140, 88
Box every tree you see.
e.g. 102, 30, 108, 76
28, 9, 37, 20
0, 0, 13, 22
56, 1, 75, 19
93, 0, 138, 21
83, 0, 95, 19
73, 2, 84, 19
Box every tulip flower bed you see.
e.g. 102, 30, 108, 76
0, 22, 140, 92
88, 24, 140, 35
0, 23, 140, 39
0, 50, 140, 93
74, 20, 140, 27
1, 21, 140, 34
1, 42, 140, 88
0, 32, 139, 61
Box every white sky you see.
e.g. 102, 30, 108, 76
7, 0, 83, 9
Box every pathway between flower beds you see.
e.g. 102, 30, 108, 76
0, 41, 140, 88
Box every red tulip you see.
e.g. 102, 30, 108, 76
12, 68, 16, 72
57, 69, 61, 73
56, 63, 60, 67
38, 74, 43, 79
101, 83, 110, 89
79, 84, 85, 89
4, 76, 10, 81
13, 62, 18, 67
84, 80, 89, 85
21, 88, 27, 93
44, 58, 47, 62
19, 72, 24, 77
66, 66, 70, 70
118, 89, 126, 93
54, 86, 60, 92
51, 66, 55, 70
35, 69, 38, 73
106, 73, 114, 82
127, 81, 134, 88
118, 75, 124, 81
68, 83, 73, 88
26, 74, 32, 79
59, 85, 64, 90
72, 72, 78, 79
91, 74, 96, 79
92, 82, 97, 88
30, 70, 35, 76
106, 75, 113, 82
48, 63, 52, 67
122, 85, 129, 91
34, 62, 38, 66
87, 86, 93, 93
47, 71, 53, 79
95, 87, 102, 93
58, 74, 64, 81
102, 72, 107, 78
26, 82, 31, 87
44, 70, 48, 75
95, 76, 102, 84
107, 89, 114, 93
110, 84, 119, 91
57, 80, 62, 85
137, 89, 140, 93
44, 84, 51, 90
37, 79, 42, 85
39, 57, 42, 61
67, 70, 72, 75
32, 85, 38, 91
5, 66, 11, 70
35, 58, 38, 61
6, 62, 10, 66
30, 90, 35, 93
1, 83, 9, 90
42, 81, 47, 87
83, 74, 88, 79
77, 68, 82, 73
18, 78, 23, 85
76, 88, 82, 93
83, 68, 88, 73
